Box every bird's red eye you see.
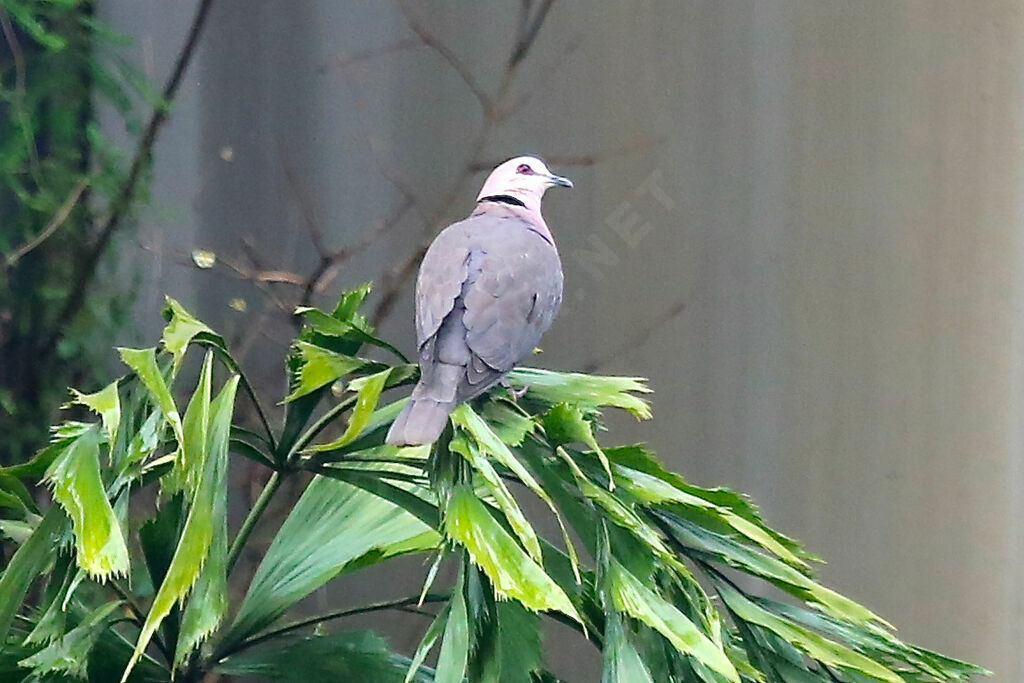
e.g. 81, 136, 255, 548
516, 164, 534, 175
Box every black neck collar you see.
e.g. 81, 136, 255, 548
478, 194, 526, 208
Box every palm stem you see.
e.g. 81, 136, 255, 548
285, 394, 358, 464
216, 593, 449, 662
226, 471, 282, 573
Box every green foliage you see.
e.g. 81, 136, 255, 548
0, 0, 145, 465
0, 289, 989, 681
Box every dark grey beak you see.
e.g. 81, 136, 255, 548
548, 174, 573, 188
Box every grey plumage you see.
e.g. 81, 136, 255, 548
386, 157, 569, 446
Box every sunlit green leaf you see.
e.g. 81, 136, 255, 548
44, 425, 130, 579
121, 376, 239, 683
0, 519, 35, 544
608, 560, 737, 682
164, 351, 213, 496
162, 297, 213, 370
449, 431, 541, 562
1, 426, 89, 481
118, 347, 183, 454
332, 282, 373, 322
751, 595, 990, 680
481, 402, 534, 446
175, 371, 236, 667
452, 404, 581, 581
607, 444, 815, 563
507, 368, 652, 419
306, 398, 411, 458
715, 581, 901, 683
120, 409, 163, 475
614, 463, 808, 571
660, 514, 886, 628
283, 342, 366, 402
555, 448, 678, 570
296, 307, 409, 363
68, 382, 121, 459
543, 403, 613, 486
307, 368, 392, 451
444, 486, 580, 622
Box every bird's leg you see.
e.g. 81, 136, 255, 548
501, 377, 529, 401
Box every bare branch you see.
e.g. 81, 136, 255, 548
277, 141, 329, 258
516, 0, 534, 42
41, 0, 217, 362
1, 8, 42, 179
0, 10, 25, 96
499, 32, 584, 120
580, 299, 686, 373
396, 0, 493, 113
4, 175, 93, 268
317, 36, 422, 74
307, 195, 416, 299
509, 0, 556, 68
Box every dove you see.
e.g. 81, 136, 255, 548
385, 156, 572, 446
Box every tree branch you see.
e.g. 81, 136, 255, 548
397, 0, 493, 113
40, 0, 217, 363
0, 8, 42, 180
4, 175, 93, 268
580, 299, 685, 373
509, 0, 557, 68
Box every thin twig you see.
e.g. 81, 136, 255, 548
4, 175, 93, 268
40, 0, 217, 364
370, 128, 489, 325
509, 0, 557, 68
317, 36, 422, 74
215, 593, 449, 662
193, 338, 278, 452
499, 32, 584, 120
580, 299, 686, 373
397, 0, 493, 113
278, 142, 328, 258
0, 9, 42, 179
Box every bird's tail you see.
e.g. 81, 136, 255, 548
385, 397, 455, 446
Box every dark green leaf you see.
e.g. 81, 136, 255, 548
0, 507, 66, 650
216, 630, 424, 682
225, 470, 438, 650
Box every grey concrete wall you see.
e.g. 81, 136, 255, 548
105, 1, 1024, 678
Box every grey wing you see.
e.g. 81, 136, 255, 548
415, 222, 473, 349
461, 228, 563, 377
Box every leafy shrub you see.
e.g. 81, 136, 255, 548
0, 286, 987, 681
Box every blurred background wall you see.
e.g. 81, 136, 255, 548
92, 1, 1024, 679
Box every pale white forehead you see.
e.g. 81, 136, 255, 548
490, 155, 551, 178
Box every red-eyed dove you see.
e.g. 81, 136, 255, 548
385, 156, 572, 446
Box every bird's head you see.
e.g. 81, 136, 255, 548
476, 155, 573, 213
